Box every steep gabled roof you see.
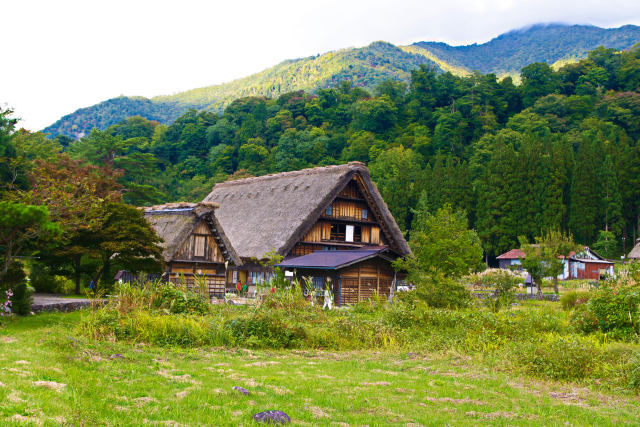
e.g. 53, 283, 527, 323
203, 162, 410, 260
497, 248, 526, 260
628, 239, 640, 260
143, 202, 241, 265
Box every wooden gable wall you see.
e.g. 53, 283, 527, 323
290, 177, 390, 257
174, 219, 225, 263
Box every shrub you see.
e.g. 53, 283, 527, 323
627, 352, 640, 391
515, 333, 602, 380
479, 270, 521, 311
2, 261, 25, 291
560, 290, 593, 311
10, 282, 34, 315
583, 283, 640, 340
154, 286, 210, 315
413, 273, 473, 309
225, 310, 307, 349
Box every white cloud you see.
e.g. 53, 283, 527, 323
3, 0, 640, 130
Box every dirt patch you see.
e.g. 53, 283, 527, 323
7, 367, 31, 377
10, 414, 42, 425
265, 384, 292, 395
548, 391, 590, 407
0, 336, 17, 343
371, 369, 399, 376
465, 410, 519, 419
134, 396, 159, 407
157, 369, 200, 385
308, 406, 332, 419
7, 391, 26, 403
33, 381, 66, 392
425, 396, 487, 405
15, 360, 30, 365
175, 390, 189, 400
245, 361, 281, 367
360, 381, 391, 386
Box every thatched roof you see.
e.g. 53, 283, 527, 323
628, 239, 640, 260
203, 162, 410, 260
143, 202, 241, 265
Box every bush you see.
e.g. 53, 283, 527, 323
154, 285, 210, 315
515, 333, 602, 380
582, 283, 640, 340
413, 273, 473, 309
10, 282, 34, 315
1, 261, 25, 291
560, 290, 593, 310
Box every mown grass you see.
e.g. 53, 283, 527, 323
1, 311, 640, 426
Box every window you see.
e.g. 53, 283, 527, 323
325, 205, 333, 216
194, 235, 206, 257
330, 224, 346, 240
345, 225, 354, 242
362, 209, 368, 220
251, 271, 265, 285
312, 277, 324, 291
353, 225, 362, 242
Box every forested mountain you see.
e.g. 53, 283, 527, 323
413, 23, 640, 77
15, 43, 640, 261
43, 24, 640, 139
43, 42, 436, 139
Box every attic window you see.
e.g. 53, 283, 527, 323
326, 205, 333, 216
194, 236, 206, 257
362, 209, 368, 220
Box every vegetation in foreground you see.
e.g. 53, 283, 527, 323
0, 310, 639, 426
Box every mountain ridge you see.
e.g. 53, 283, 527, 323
43, 23, 640, 139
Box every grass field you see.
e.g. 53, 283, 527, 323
1, 311, 640, 426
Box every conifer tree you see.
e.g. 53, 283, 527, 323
600, 154, 624, 236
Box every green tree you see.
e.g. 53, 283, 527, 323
398, 202, 483, 279
91, 203, 164, 289
0, 201, 60, 284
368, 146, 423, 231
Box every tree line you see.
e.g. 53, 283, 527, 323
2, 44, 640, 293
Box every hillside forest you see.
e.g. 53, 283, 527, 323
4, 45, 640, 279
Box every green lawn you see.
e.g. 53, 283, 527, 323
1, 311, 639, 426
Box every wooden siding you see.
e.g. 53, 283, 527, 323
174, 219, 225, 262
326, 200, 369, 221
339, 258, 395, 305
338, 179, 361, 199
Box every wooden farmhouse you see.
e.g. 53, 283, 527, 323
202, 162, 411, 305
496, 249, 526, 270
562, 248, 614, 280
143, 202, 241, 298
628, 238, 640, 261
498, 246, 614, 280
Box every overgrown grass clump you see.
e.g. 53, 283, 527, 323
78, 280, 640, 392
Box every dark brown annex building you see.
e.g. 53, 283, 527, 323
202, 162, 411, 305
143, 202, 241, 298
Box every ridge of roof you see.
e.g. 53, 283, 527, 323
211, 162, 367, 189
143, 201, 219, 213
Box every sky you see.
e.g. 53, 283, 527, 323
4, 0, 640, 131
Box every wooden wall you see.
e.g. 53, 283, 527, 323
339, 258, 395, 305
174, 219, 225, 262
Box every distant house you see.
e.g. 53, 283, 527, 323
627, 238, 640, 261
143, 202, 241, 298
202, 162, 411, 305
562, 247, 614, 280
498, 246, 614, 280
496, 249, 526, 270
